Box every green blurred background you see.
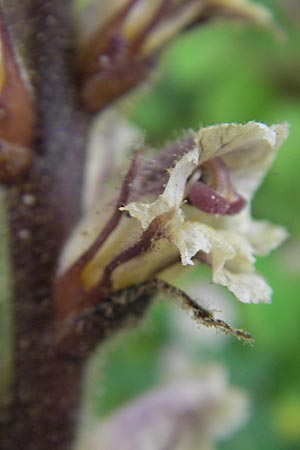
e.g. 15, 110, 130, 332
86, 1, 300, 449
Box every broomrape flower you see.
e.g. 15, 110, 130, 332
120, 121, 288, 304
52, 1, 288, 340
76, 365, 248, 450
56, 118, 288, 336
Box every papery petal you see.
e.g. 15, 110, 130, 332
131, 122, 289, 208
163, 148, 199, 205
166, 207, 286, 303
120, 148, 199, 229
243, 219, 288, 256
167, 217, 273, 303
165, 214, 279, 303
166, 220, 230, 266
213, 209, 288, 257
211, 230, 272, 303
196, 122, 289, 200
130, 134, 195, 202
215, 269, 272, 304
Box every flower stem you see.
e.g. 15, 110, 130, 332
1, 1, 88, 449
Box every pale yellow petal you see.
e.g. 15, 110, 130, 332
168, 220, 216, 266
213, 209, 288, 257
211, 230, 272, 303
214, 269, 272, 304
141, 2, 206, 55
244, 219, 288, 256
195, 122, 289, 200
121, 148, 199, 229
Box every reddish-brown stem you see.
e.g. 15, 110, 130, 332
0, 3, 157, 450
1, 2, 89, 450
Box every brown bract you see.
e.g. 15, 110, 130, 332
76, 0, 275, 112
0, 9, 35, 183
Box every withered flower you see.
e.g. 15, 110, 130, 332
121, 122, 288, 303
56, 118, 288, 340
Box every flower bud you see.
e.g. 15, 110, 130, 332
77, 0, 275, 112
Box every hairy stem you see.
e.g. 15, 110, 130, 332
0, 2, 156, 449
1, 1, 89, 449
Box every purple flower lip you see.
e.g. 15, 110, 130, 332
186, 157, 246, 215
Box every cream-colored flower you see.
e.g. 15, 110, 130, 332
56, 120, 288, 329
121, 122, 288, 303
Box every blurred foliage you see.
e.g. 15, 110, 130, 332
87, 1, 300, 450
